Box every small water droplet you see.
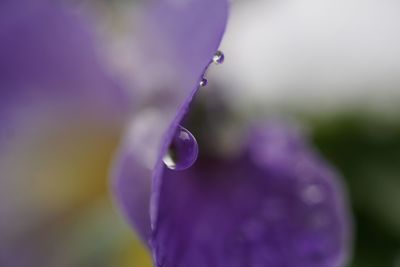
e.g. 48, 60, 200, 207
163, 125, 198, 170
213, 50, 225, 64
301, 184, 325, 205
199, 77, 208, 87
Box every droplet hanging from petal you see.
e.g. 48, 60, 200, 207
199, 77, 208, 87
163, 125, 198, 170
213, 50, 225, 64
198, 51, 225, 88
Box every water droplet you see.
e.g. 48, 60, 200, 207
163, 125, 198, 170
213, 50, 225, 64
301, 184, 325, 205
199, 77, 208, 87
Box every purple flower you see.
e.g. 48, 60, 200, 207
0, 1, 125, 265
0, 0, 351, 267
111, 1, 351, 267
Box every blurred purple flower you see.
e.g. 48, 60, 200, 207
0, 0, 351, 267
0, 1, 126, 265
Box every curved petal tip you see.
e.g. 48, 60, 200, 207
113, 0, 229, 242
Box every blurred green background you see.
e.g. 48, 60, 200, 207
313, 116, 400, 267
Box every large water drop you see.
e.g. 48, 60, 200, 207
163, 125, 198, 171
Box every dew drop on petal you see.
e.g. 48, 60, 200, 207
213, 50, 225, 64
301, 184, 325, 205
199, 77, 208, 87
163, 125, 198, 171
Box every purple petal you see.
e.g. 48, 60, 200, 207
152, 123, 351, 267
0, 0, 126, 241
0, 0, 126, 147
112, 0, 229, 241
